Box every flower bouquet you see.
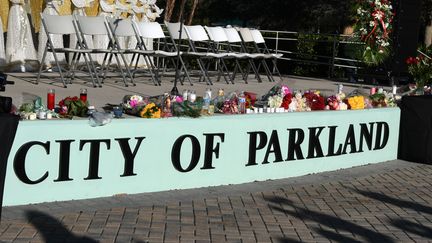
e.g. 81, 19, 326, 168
288, 91, 309, 112
220, 92, 239, 114
244, 92, 257, 109
121, 95, 162, 119
368, 92, 396, 108
406, 55, 432, 93
172, 99, 203, 118
140, 103, 161, 118
325, 94, 348, 111
304, 91, 326, 111
58, 96, 89, 118
354, 0, 394, 65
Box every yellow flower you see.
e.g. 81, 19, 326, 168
140, 103, 161, 118
347, 96, 365, 110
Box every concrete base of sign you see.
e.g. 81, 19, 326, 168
4, 108, 400, 206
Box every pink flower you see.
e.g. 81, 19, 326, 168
175, 96, 183, 103
281, 85, 291, 96
129, 100, 138, 108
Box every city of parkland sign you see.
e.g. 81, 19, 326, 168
4, 108, 400, 206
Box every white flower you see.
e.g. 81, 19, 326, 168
379, 49, 384, 54
374, 12, 383, 20
268, 95, 283, 108
357, 8, 363, 15
370, 21, 375, 27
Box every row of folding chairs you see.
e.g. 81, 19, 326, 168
164, 23, 284, 85
37, 14, 283, 88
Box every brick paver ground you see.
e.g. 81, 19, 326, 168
1, 160, 432, 243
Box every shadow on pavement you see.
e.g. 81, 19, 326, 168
391, 219, 432, 238
275, 237, 302, 243
353, 189, 432, 215
352, 188, 432, 239
265, 196, 395, 243
26, 210, 98, 243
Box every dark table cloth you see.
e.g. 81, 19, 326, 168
0, 114, 19, 219
398, 95, 432, 164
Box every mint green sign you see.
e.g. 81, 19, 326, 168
4, 108, 400, 206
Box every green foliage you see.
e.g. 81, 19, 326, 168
160, 0, 357, 33
64, 99, 88, 117
172, 100, 203, 118
293, 34, 319, 75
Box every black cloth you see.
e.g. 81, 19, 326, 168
0, 114, 19, 219
398, 96, 432, 164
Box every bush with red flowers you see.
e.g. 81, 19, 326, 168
406, 55, 432, 88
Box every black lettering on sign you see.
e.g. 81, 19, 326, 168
359, 123, 374, 152
263, 130, 283, 164
307, 127, 325, 159
54, 140, 75, 182
80, 139, 111, 180
246, 132, 267, 166
201, 133, 225, 170
171, 135, 201, 172
115, 137, 145, 177
286, 128, 304, 161
342, 124, 358, 154
374, 122, 389, 150
14, 141, 50, 184
327, 126, 342, 157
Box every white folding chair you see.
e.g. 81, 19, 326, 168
165, 22, 215, 85
249, 29, 283, 81
224, 27, 265, 83
134, 21, 192, 86
107, 17, 159, 86
206, 26, 257, 84
184, 25, 232, 84
37, 14, 96, 87
74, 15, 133, 87
239, 28, 277, 82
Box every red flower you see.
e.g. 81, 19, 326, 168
304, 92, 325, 110
244, 92, 257, 108
406, 57, 419, 65
281, 93, 292, 109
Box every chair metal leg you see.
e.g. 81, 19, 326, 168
220, 58, 234, 84
82, 53, 98, 88
87, 53, 103, 87
261, 59, 275, 82
37, 47, 49, 85
119, 52, 135, 86
179, 57, 193, 86
51, 50, 68, 88
113, 53, 129, 87
103, 53, 114, 80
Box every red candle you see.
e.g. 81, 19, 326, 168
80, 88, 87, 103
47, 89, 55, 110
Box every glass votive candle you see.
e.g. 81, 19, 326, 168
113, 106, 123, 118
80, 88, 88, 102
47, 89, 55, 110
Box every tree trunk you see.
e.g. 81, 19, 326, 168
164, 0, 176, 22
177, 0, 186, 22
425, 21, 432, 47
186, 0, 199, 25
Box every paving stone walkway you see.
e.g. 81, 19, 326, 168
1, 160, 432, 242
